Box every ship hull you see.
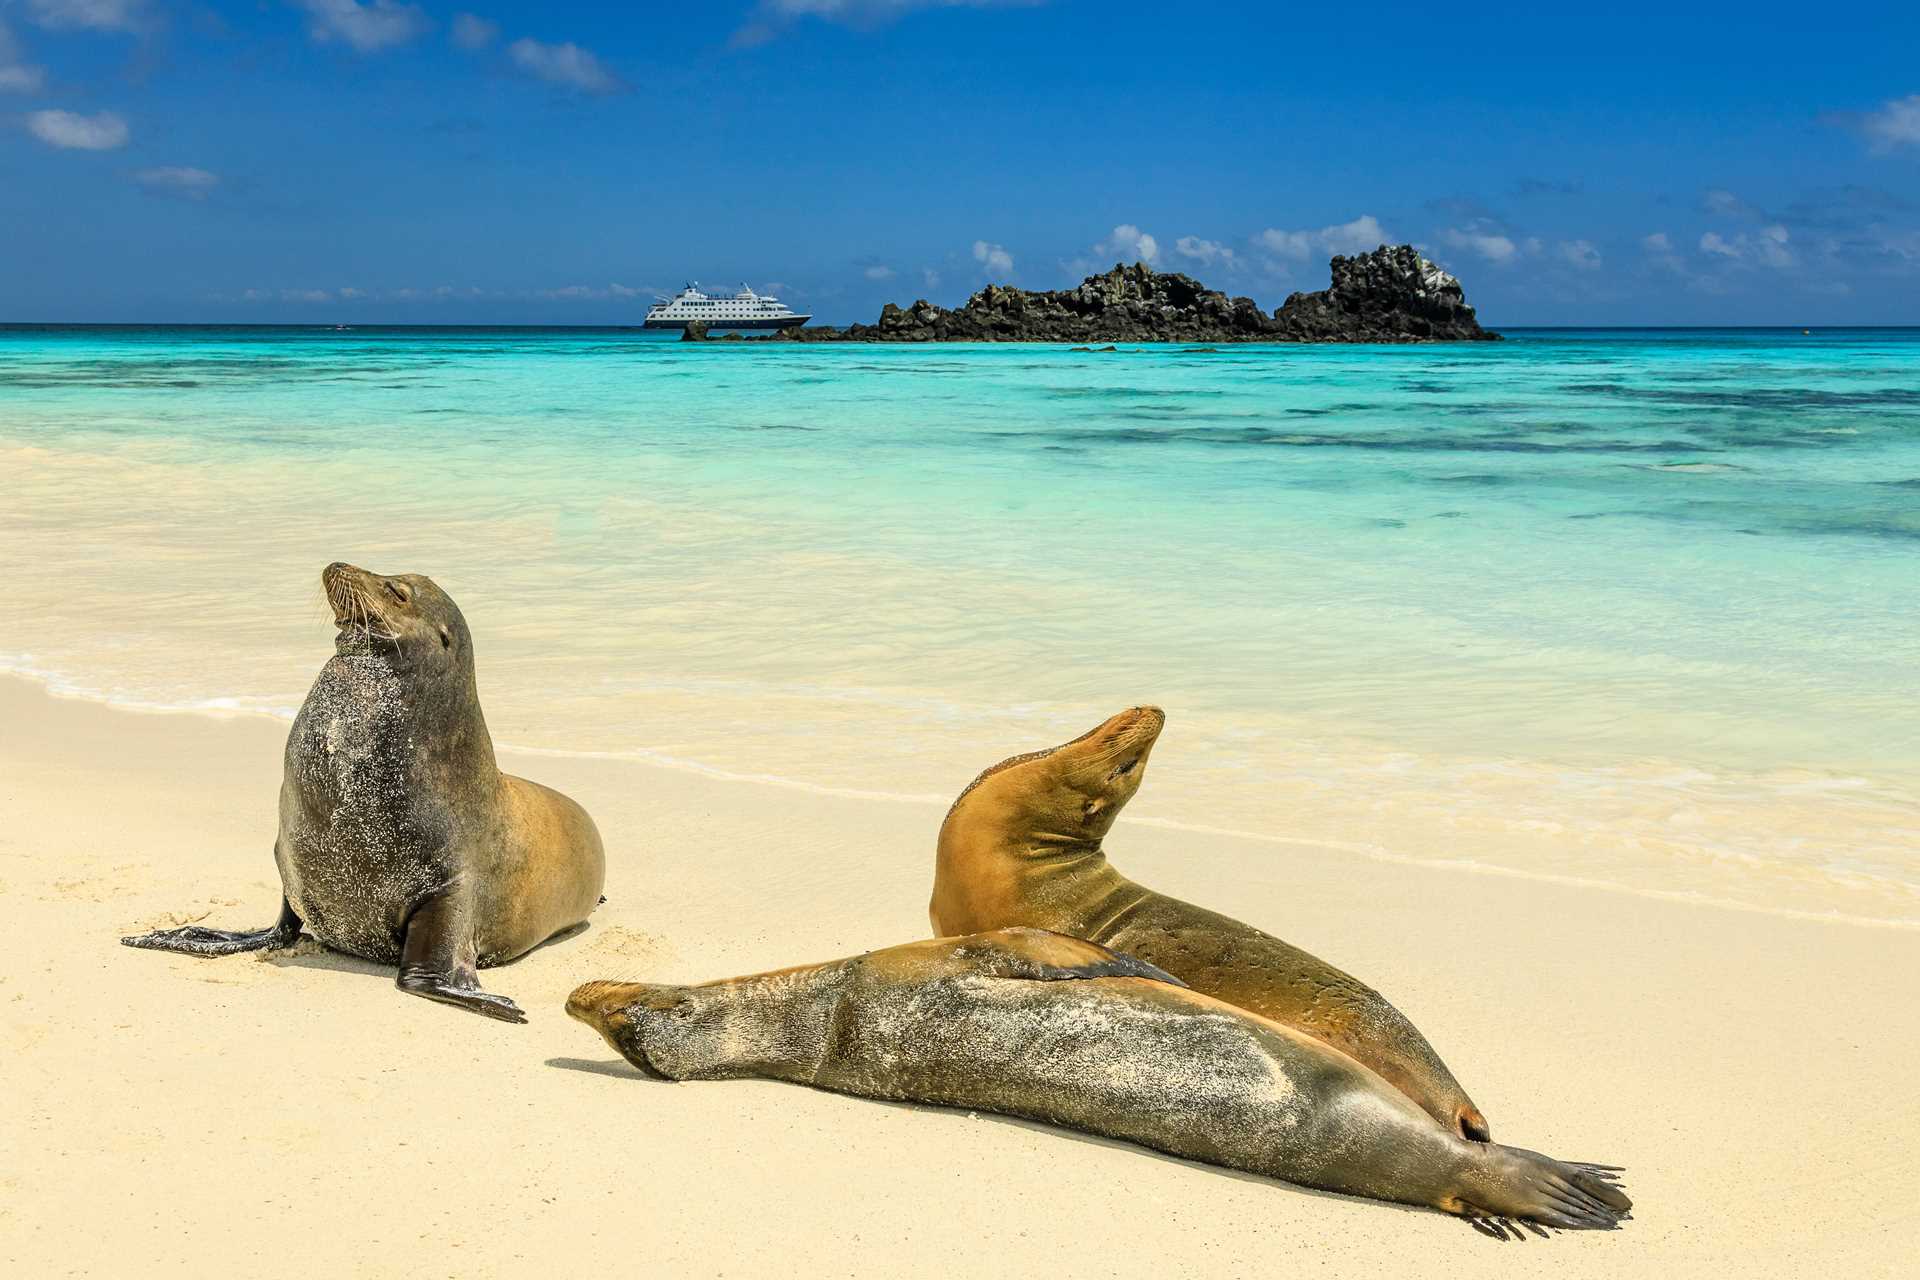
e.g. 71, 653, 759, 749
643, 315, 811, 330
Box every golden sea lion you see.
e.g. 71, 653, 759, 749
123, 563, 606, 1023
567, 929, 1628, 1235
929, 706, 1491, 1140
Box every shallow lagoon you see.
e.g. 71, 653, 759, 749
4, 326, 1916, 922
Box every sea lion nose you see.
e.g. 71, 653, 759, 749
566, 981, 619, 1025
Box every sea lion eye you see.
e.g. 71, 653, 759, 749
386, 581, 413, 605
439, 625, 453, 649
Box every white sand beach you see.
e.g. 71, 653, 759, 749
4, 675, 1914, 1277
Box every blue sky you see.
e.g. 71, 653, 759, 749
2, 0, 1917, 324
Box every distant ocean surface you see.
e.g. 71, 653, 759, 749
4, 325, 1917, 924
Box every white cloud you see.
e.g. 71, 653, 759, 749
1860, 93, 1920, 150
23, 0, 145, 32
1642, 231, 1689, 277
1096, 223, 1158, 265
0, 21, 45, 93
1702, 188, 1755, 219
760, 0, 1029, 11
1173, 235, 1236, 268
507, 37, 621, 94
1256, 214, 1387, 260
1440, 224, 1520, 264
1556, 239, 1601, 271
450, 12, 498, 50
863, 264, 895, 280
535, 283, 651, 301
27, 108, 128, 150
1700, 224, 1793, 268
338, 287, 364, 299
282, 289, 335, 303
922, 267, 941, 289
294, 0, 429, 54
133, 166, 220, 198
735, 0, 1040, 46
972, 239, 1013, 274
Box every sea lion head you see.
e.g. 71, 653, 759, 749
567, 974, 828, 1081
566, 980, 686, 1078
942, 706, 1165, 856
322, 562, 473, 676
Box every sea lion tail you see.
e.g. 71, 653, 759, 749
1451, 1144, 1632, 1238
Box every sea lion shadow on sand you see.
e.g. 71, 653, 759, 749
546, 1055, 652, 1081
260, 919, 592, 978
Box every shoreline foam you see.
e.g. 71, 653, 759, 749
9, 668, 1914, 930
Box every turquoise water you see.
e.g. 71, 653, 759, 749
4, 326, 1917, 921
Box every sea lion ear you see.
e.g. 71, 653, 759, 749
438, 625, 453, 649
953, 928, 1187, 987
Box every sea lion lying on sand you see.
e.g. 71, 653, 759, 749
930, 706, 1492, 1140
567, 928, 1628, 1235
123, 562, 605, 1023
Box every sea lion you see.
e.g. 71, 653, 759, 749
122, 562, 606, 1023
930, 706, 1491, 1140
566, 928, 1629, 1235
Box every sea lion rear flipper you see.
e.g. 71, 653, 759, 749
950, 928, 1187, 987
122, 898, 304, 957
396, 890, 527, 1025
1451, 1145, 1633, 1234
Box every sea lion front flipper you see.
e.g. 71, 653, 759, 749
122, 897, 303, 957
395, 889, 527, 1024
949, 927, 1188, 987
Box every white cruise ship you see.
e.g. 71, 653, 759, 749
643, 283, 810, 330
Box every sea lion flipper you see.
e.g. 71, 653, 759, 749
121, 898, 303, 958
395, 890, 528, 1024
951, 928, 1188, 988
1451, 1144, 1633, 1232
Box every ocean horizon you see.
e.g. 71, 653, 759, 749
5, 323, 1917, 926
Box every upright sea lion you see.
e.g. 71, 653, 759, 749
567, 929, 1629, 1235
930, 706, 1491, 1140
122, 562, 606, 1023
